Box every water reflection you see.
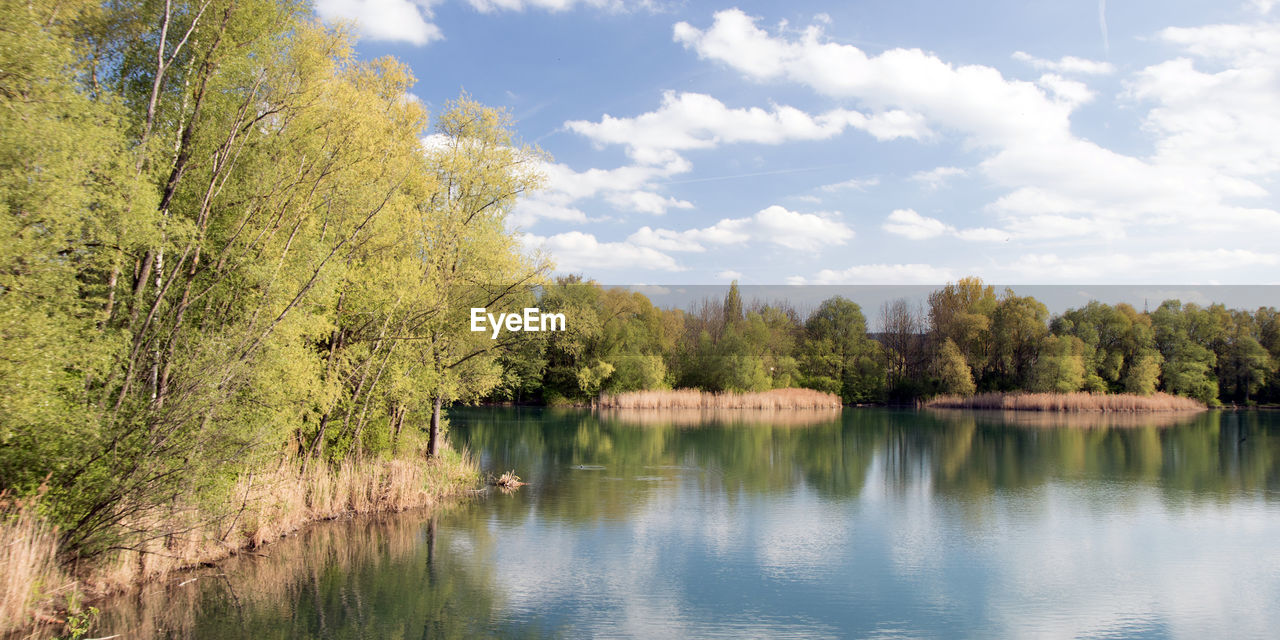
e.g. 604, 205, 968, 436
99, 408, 1280, 638
96, 508, 523, 638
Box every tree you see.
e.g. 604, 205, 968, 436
412, 95, 549, 455
1123, 353, 1163, 396
933, 338, 976, 396
798, 296, 884, 403
928, 277, 997, 384
1152, 301, 1220, 404
991, 290, 1049, 387
1029, 335, 1086, 393
879, 298, 926, 394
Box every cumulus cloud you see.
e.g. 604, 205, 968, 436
316, 0, 658, 44
521, 231, 683, 272
314, 0, 444, 45
882, 209, 949, 240
910, 166, 966, 191
468, 0, 668, 13
1012, 51, 1116, 75
989, 249, 1280, 282
820, 176, 879, 192
1129, 21, 1280, 179
566, 91, 928, 165
673, 9, 1280, 239
788, 263, 957, 285
882, 209, 1007, 242
628, 205, 854, 252
509, 157, 693, 228
716, 269, 743, 280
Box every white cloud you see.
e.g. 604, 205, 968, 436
820, 176, 879, 192
1129, 22, 1280, 179
315, 0, 443, 45
789, 263, 956, 285
316, 0, 658, 45
626, 226, 709, 252
674, 10, 1072, 145
1036, 73, 1096, 107
466, 0, 651, 13
509, 156, 692, 228
910, 166, 966, 191
990, 249, 1280, 283
1012, 51, 1116, 75
882, 209, 949, 239
881, 209, 1007, 242
565, 91, 928, 165
629, 205, 854, 252
521, 231, 683, 272
715, 270, 743, 280
673, 9, 1280, 240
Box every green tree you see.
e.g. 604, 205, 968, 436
1029, 335, 1087, 393
927, 277, 997, 384
798, 296, 884, 402
1152, 301, 1220, 404
933, 338, 976, 396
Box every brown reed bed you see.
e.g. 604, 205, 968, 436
0, 492, 71, 633
925, 391, 1205, 413
598, 407, 843, 428
1, 450, 477, 638
597, 388, 843, 410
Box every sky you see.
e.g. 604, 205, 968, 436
315, 0, 1280, 286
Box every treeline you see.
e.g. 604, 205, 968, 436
489, 278, 1280, 407
1, 0, 543, 581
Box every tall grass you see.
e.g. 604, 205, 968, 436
598, 388, 842, 410
599, 407, 843, 428
1, 450, 478, 637
925, 392, 1205, 412
1, 493, 72, 632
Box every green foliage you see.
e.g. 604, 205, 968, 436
1123, 353, 1163, 396
797, 297, 884, 402
933, 338, 976, 396
0, 1, 548, 561
1029, 335, 1087, 393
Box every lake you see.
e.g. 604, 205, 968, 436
98, 407, 1280, 638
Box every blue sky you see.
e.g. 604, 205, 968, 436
317, 0, 1280, 285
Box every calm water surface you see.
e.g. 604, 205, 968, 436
101, 408, 1280, 638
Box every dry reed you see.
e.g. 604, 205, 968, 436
1, 493, 73, 632
597, 388, 842, 410
1, 451, 477, 637
925, 391, 1205, 413
598, 407, 842, 428
489, 471, 525, 488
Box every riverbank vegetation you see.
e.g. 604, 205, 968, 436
489, 278, 1279, 409
1, 0, 535, 633
599, 388, 842, 410
925, 392, 1206, 412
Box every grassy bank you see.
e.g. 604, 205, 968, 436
0, 450, 477, 637
925, 392, 1206, 412
598, 388, 843, 410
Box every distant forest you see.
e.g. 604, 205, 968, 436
488, 277, 1280, 407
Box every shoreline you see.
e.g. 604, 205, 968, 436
2, 450, 479, 639
924, 391, 1207, 413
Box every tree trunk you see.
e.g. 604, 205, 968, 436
428, 395, 442, 458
